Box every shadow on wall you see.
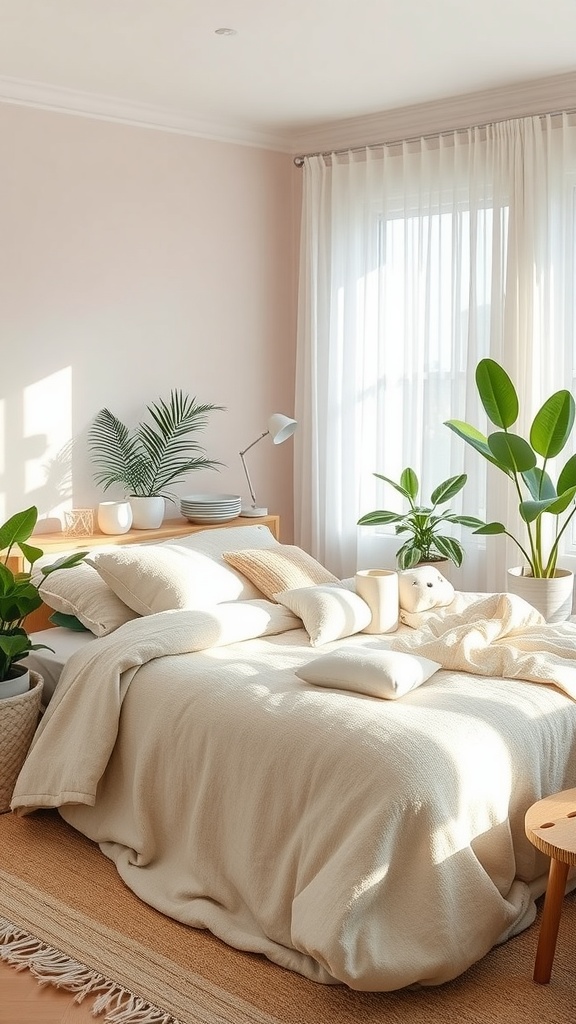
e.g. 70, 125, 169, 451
25, 438, 74, 533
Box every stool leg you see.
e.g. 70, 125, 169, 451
533, 858, 570, 984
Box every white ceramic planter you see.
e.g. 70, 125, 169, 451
355, 569, 399, 633
0, 665, 30, 700
129, 496, 165, 530
97, 500, 133, 535
506, 567, 574, 623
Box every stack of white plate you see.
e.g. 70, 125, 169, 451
180, 493, 242, 524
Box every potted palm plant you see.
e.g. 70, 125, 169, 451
357, 467, 484, 569
88, 389, 225, 529
445, 357, 576, 621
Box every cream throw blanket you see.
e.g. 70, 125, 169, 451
11, 600, 576, 991
393, 592, 576, 699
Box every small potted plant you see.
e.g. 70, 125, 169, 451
0, 505, 86, 813
0, 506, 86, 697
357, 467, 484, 569
88, 389, 225, 529
445, 357, 576, 620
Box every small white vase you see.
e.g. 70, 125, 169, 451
129, 496, 165, 530
506, 567, 574, 623
355, 569, 399, 633
97, 501, 133, 535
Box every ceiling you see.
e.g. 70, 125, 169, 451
1, 0, 576, 152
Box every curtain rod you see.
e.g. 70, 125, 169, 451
293, 106, 576, 166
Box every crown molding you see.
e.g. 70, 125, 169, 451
289, 70, 576, 156
2, 70, 576, 159
0, 75, 293, 153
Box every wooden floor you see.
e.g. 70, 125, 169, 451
0, 958, 96, 1023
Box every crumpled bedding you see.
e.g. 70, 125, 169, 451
393, 591, 576, 700
11, 598, 576, 991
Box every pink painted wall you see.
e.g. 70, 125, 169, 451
0, 103, 298, 539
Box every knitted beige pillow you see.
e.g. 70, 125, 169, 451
222, 546, 339, 601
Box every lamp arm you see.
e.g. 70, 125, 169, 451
240, 451, 258, 507
239, 430, 269, 458
239, 431, 269, 508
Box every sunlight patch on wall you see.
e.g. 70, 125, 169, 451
24, 367, 73, 526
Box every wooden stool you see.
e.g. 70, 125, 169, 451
525, 788, 576, 983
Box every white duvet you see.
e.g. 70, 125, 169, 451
11, 596, 576, 991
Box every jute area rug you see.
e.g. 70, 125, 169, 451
0, 810, 574, 1024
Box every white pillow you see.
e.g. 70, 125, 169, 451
274, 585, 372, 646
86, 524, 282, 614
296, 646, 442, 699
163, 523, 280, 601
38, 563, 139, 637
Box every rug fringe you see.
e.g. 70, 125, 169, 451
0, 919, 179, 1023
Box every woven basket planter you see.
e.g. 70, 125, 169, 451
0, 671, 43, 813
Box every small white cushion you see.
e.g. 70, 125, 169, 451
38, 563, 139, 637
274, 585, 372, 646
296, 646, 442, 699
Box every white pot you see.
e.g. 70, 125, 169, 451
97, 500, 133, 535
506, 567, 574, 623
129, 496, 165, 530
0, 665, 30, 700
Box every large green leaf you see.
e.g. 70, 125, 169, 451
399, 467, 419, 501
442, 514, 485, 528
0, 507, 38, 555
357, 511, 404, 526
557, 453, 576, 494
545, 485, 576, 516
372, 473, 413, 501
530, 390, 575, 458
487, 432, 537, 473
519, 498, 560, 523
430, 474, 466, 505
475, 359, 519, 429
444, 420, 503, 469
473, 522, 507, 535
521, 467, 556, 501
433, 535, 464, 566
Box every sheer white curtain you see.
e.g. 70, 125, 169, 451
295, 113, 576, 591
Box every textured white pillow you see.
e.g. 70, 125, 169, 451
296, 646, 442, 699
274, 585, 372, 646
38, 563, 139, 637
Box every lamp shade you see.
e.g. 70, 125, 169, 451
268, 413, 297, 445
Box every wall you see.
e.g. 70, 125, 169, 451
0, 103, 297, 539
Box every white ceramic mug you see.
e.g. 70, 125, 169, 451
355, 569, 399, 633
97, 500, 133, 535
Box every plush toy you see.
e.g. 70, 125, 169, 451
398, 565, 455, 613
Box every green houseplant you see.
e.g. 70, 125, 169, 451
88, 389, 225, 502
0, 506, 86, 691
444, 358, 576, 579
357, 467, 484, 569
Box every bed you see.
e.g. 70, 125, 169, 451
11, 523, 576, 992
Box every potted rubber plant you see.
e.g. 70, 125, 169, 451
0, 505, 87, 697
88, 389, 225, 529
444, 357, 576, 621
357, 467, 484, 569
